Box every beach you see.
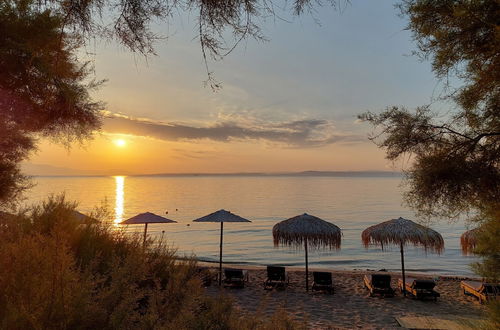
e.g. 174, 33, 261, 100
203, 263, 486, 329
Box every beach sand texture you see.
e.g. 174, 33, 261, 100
205, 266, 486, 329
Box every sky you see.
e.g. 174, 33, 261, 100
27, 1, 441, 175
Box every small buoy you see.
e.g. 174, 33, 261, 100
165, 211, 168, 214
187, 224, 190, 227
176, 208, 178, 211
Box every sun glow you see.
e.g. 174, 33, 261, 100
114, 139, 127, 147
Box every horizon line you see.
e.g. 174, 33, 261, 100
30, 170, 403, 178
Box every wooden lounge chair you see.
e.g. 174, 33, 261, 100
398, 277, 440, 301
312, 271, 334, 294
223, 268, 248, 288
461, 280, 500, 304
364, 274, 394, 297
264, 266, 289, 290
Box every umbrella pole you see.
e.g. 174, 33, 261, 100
219, 222, 223, 286
143, 223, 148, 247
400, 241, 406, 297
305, 237, 309, 292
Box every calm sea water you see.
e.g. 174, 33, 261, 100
26, 175, 477, 276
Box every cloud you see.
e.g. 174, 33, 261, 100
102, 113, 363, 148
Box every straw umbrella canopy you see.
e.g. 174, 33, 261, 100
460, 227, 480, 255
121, 212, 177, 245
193, 209, 251, 285
272, 213, 342, 291
361, 217, 444, 296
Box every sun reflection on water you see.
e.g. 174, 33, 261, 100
114, 176, 125, 224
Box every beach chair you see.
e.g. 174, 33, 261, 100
364, 274, 394, 297
264, 266, 289, 290
312, 271, 334, 294
196, 267, 213, 287
461, 280, 500, 304
398, 277, 440, 301
223, 268, 248, 288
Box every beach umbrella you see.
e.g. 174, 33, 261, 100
193, 209, 251, 285
460, 227, 480, 255
121, 212, 177, 245
361, 217, 444, 296
272, 213, 341, 291
72, 210, 99, 224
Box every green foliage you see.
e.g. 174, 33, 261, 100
0, 196, 302, 329
361, 1, 499, 325
399, 0, 499, 127
471, 208, 500, 282
359, 106, 499, 221
0, 0, 103, 206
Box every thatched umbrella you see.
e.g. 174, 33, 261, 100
273, 213, 341, 291
361, 217, 444, 296
460, 227, 480, 255
121, 212, 177, 246
193, 209, 251, 285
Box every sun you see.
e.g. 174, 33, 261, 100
113, 139, 127, 147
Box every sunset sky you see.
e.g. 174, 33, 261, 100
27, 1, 440, 175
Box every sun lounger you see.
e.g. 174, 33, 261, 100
398, 277, 440, 301
196, 267, 213, 287
223, 268, 248, 288
461, 280, 500, 304
312, 271, 334, 294
364, 274, 394, 297
264, 266, 289, 290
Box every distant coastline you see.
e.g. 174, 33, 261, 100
31, 170, 403, 178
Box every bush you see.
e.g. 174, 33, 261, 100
0, 195, 302, 329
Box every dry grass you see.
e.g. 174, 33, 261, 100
0, 195, 301, 329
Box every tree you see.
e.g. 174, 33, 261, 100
360, 0, 499, 279
0, 1, 102, 207
0, 0, 342, 207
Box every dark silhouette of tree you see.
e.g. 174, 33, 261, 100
361, 0, 499, 284
0, 1, 102, 206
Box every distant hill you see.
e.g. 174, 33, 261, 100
21, 163, 132, 176
140, 171, 402, 178
22, 163, 401, 177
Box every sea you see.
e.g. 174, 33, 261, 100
25, 174, 478, 276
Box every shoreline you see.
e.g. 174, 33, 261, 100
195, 260, 482, 281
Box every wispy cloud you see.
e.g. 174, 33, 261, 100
102, 112, 363, 148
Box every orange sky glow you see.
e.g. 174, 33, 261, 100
26, 2, 437, 176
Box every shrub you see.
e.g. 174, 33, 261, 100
0, 195, 302, 329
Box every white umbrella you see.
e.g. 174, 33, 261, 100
121, 212, 177, 245
193, 209, 251, 285
273, 213, 342, 291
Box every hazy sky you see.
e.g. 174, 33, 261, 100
29, 1, 440, 175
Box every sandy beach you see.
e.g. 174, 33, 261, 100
202, 263, 486, 329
